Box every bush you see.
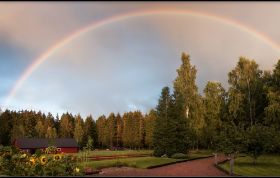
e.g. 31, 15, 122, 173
0, 146, 84, 176
171, 153, 188, 159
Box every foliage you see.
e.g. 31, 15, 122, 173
86, 136, 94, 151
73, 114, 84, 146
202, 81, 225, 149
153, 87, 177, 157
0, 146, 83, 176
227, 56, 265, 127
173, 53, 205, 149
171, 153, 188, 159
219, 154, 280, 176
245, 125, 278, 163
144, 110, 156, 149
215, 122, 246, 156
264, 60, 280, 130
1, 54, 280, 158
44, 145, 58, 154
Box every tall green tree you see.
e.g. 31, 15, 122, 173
122, 112, 134, 149
59, 112, 74, 138
202, 81, 225, 148
153, 86, 173, 157
228, 57, 265, 127
171, 91, 190, 154
215, 122, 246, 176
83, 115, 97, 146
107, 113, 117, 148
264, 60, 280, 129
96, 115, 107, 148
144, 109, 156, 149
0, 110, 13, 145
35, 120, 45, 138
245, 125, 272, 164
45, 126, 57, 139
122, 111, 143, 149
173, 52, 205, 149
73, 114, 85, 146
115, 113, 123, 147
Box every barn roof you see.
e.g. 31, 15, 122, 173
15, 138, 78, 149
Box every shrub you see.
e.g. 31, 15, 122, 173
171, 153, 188, 159
0, 146, 84, 176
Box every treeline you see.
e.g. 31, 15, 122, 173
0, 109, 156, 149
152, 53, 280, 158
1, 52, 280, 157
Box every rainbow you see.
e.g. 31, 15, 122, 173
4, 8, 280, 108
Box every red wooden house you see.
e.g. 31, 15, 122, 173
14, 138, 79, 154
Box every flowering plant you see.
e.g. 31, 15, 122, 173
0, 145, 84, 176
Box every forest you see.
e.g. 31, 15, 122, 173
1, 53, 280, 160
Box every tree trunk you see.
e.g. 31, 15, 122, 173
229, 154, 234, 176
247, 78, 253, 127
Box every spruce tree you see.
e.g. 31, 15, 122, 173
153, 86, 172, 157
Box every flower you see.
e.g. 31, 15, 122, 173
40, 155, 47, 165
20, 153, 27, 158
75, 167, 80, 173
30, 157, 36, 165
53, 154, 62, 161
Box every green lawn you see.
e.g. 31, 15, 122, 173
71, 149, 153, 157
79, 157, 184, 169
188, 149, 214, 159
219, 154, 280, 176
78, 149, 213, 170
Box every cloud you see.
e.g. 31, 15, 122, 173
1, 2, 280, 118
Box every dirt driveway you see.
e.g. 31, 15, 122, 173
94, 155, 228, 176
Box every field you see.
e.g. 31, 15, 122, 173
78, 149, 213, 170
219, 154, 280, 176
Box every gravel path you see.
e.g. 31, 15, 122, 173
94, 155, 228, 176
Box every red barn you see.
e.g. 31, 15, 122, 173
14, 138, 79, 154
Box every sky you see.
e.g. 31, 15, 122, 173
1, 2, 280, 119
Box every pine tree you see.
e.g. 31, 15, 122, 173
171, 91, 190, 154
0, 110, 12, 145
96, 115, 107, 148
144, 110, 156, 149
83, 115, 95, 147
59, 112, 74, 138
73, 114, 84, 146
107, 113, 117, 148
116, 113, 123, 147
153, 86, 173, 157
122, 112, 134, 149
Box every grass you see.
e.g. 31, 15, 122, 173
79, 157, 184, 169
70, 149, 153, 157
219, 154, 280, 176
188, 149, 214, 159
78, 149, 213, 170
